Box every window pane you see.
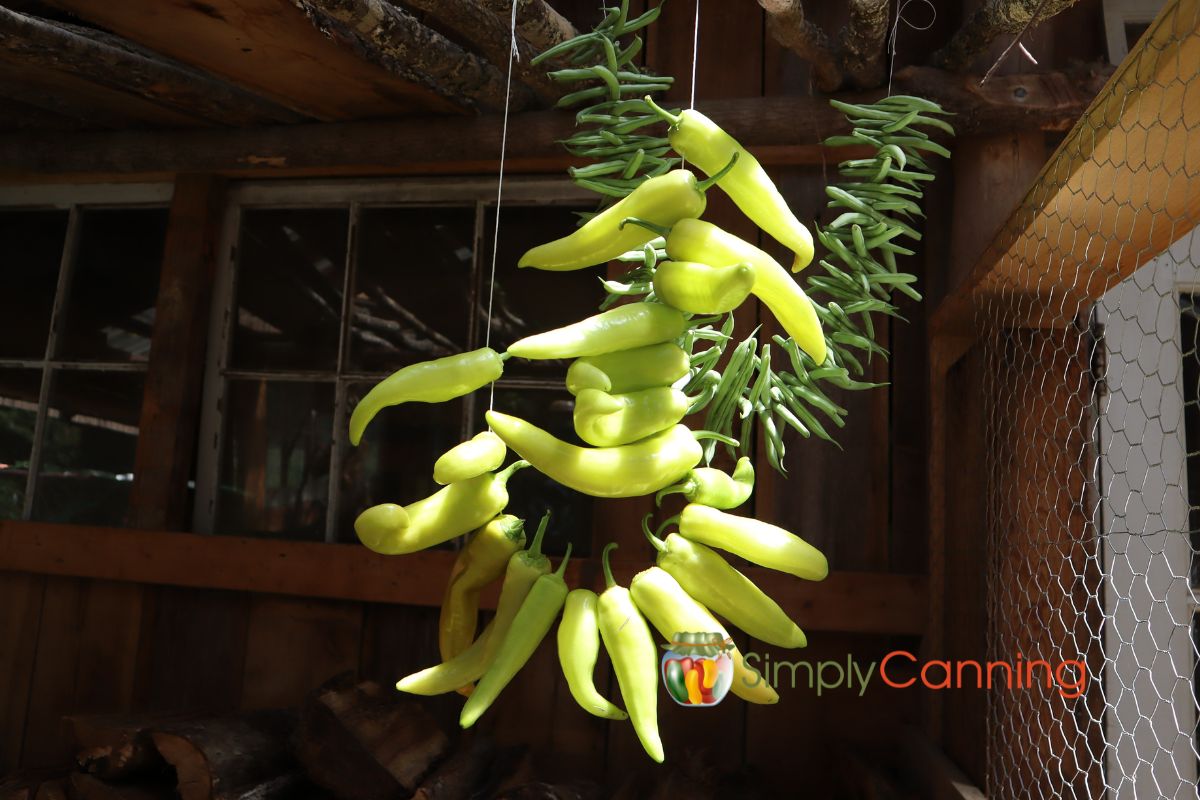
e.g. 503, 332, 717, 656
348, 207, 475, 374
337, 381, 464, 544
0, 210, 68, 359
0, 369, 41, 519
56, 208, 168, 362
33, 369, 144, 525
230, 208, 349, 373
481, 206, 605, 381
479, 388, 594, 556
215, 379, 333, 540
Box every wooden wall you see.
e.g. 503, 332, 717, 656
0, 0, 1112, 795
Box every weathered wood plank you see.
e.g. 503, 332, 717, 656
41, 0, 463, 120
0, 7, 302, 127
0, 520, 927, 635
0, 572, 45, 772
0, 74, 1099, 180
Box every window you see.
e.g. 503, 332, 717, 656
0, 184, 172, 525
194, 180, 603, 552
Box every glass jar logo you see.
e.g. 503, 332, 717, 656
661, 631, 735, 707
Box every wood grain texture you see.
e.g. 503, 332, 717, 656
0, 572, 45, 772
0, 521, 927, 635
41, 0, 462, 120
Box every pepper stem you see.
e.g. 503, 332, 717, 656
619, 216, 671, 237
655, 515, 680, 539
654, 479, 694, 506
555, 542, 574, 576
692, 430, 740, 447
500, 351, 513, 362
643, 94, 681, 126
601, 542, 618, 588
528, 510, 550, 559
641, 514, 666, 553
696, 152, 740, 192
496, 459, 530, 485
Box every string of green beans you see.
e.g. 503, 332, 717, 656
533, 1, 677, 202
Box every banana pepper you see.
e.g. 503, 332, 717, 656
651, 261, 755, 315
678, 504, 828, 581
656, 456, 755, 510
573, 386, 688, 447
644, 516, 806, 649
565, 342, 690, 395
433, 431, 507, 486
439, 514, 526, 661
629, 566, 778, 704
558, 588, 629, 720
485, 410, 702, 498
506, 302, 687, 361
349, 347, 504, 446
354, 460, 528, 555
645, 97, 814, 272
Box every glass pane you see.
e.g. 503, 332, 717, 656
348, 207, 475, 374
32, 369, 144, 525
215, 379, 333, 540
0, 210, 68, 359
230, 208, 349, 373
481, 205, 605, 381
478, 388, 594, 556
0, 369, 42, 519
56, 208, 168, 362
337, 381, 464, 544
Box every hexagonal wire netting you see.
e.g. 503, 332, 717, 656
976, 1, 1200, 797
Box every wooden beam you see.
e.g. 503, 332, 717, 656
0, 7, 302, 127
0, 74, 1099, 180
933, 0, 1083, 72
41, 0, 464, 121
930, 0, 1200, 341
290, 0, 532, 113
0, 520, 928, 636
841, 0, 890, 89
401, 0, 560, 104
475, 0, 578, 57
759, 0, 843, 92
127, 176, 225, 531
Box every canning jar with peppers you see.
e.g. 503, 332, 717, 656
660, 631, 734, 707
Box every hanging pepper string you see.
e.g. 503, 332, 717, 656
485, 0, 521, 412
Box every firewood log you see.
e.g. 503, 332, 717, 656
149, 711, 296, 800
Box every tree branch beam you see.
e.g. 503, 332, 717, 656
399, 0, 560, 104
475, 0, 579, 57
759, 0, 844, 91
933, 0, 1082, 72
0, 6, 303, 126
841, 0, 890, 89
291, 0, 534, 113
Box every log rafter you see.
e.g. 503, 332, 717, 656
476, 0, 579, 57
292, 0, 534, 113
932, 0, 1084, 71
0, 5, 304, 126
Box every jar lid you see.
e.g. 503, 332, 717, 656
661, 630, 734, 657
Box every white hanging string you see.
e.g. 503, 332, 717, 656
689, 0, 700, 110
485, 1, 521, 412
886, 0, 936, 96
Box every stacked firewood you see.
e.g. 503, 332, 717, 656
0, 675, 600, 800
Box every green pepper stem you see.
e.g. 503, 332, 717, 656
601, 542, 618, 588
641, 514, 666, 553
496, 459, 530, 484
654, 479, 694, 506
692, 430, 740, 447
696, 152, 739, 192
655, 515, 680, 539
500, 351, 513, 362
555, 542, 574, 577
619, 216, 671, 237
528, 510, 550, 559
643, 94, 681, 126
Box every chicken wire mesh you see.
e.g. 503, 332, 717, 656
972, 0, 1200, 797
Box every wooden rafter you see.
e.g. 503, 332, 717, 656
841, 0, 890, 89
291, 0, 533, 113
475, 0, 579, 56
933, 0, 1083, 72
758, 0, 843, 92
0, 520, 928, 636
0, 6, 303, 127
400, 0, 561, 104
0, 72, 1103, 179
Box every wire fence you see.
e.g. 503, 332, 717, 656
976, 1, 1200, 796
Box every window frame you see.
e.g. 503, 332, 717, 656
0, 182, 173, 521
193, 177, 597, 542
